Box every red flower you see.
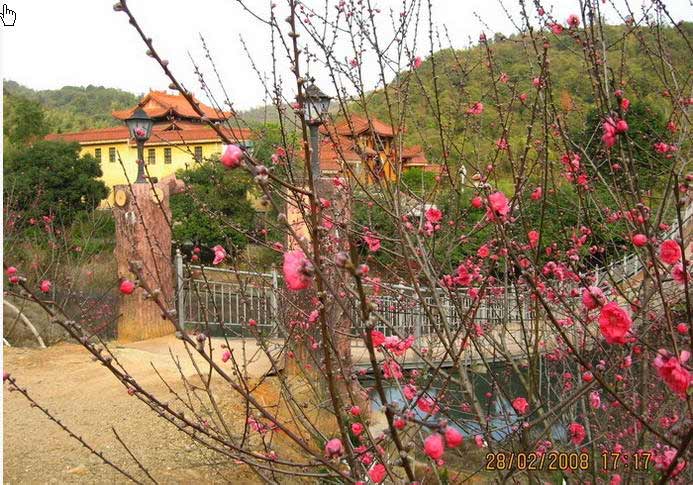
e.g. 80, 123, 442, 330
425, 207, 442, 224
39, 280, 52, 293
654, 350, 692, 397
412, 56, 423, 69
368, 463, 387, 483
370, 330, 386, 347
119, 279, 135, 295
424, 433, 445, 459
598, 302, 632, 344
567, 14, 580, 28
512, 397, 529, 415
660, 239, 682, 265
351, 423, 364, 436
568, 422, 586, 445
550, 23, 564, 35
444, 427, 463, 448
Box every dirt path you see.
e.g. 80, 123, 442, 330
3, 336, 278, 484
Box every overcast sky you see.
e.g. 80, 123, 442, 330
1, 0, 691, 111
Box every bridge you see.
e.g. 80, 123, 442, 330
174, 202, 692, 371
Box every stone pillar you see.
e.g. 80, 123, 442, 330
113, 181, 176, 342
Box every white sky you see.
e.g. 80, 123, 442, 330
1, 0, 691, 111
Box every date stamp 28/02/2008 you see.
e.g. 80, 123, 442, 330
484, 451, 653, 472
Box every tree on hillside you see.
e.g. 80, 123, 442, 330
3, 93, 48, 148
4, 141, 108, 226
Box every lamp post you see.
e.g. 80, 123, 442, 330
301, 83, 331, 181
124, 107, 154, 184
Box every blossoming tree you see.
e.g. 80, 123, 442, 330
4, 0, 692, 483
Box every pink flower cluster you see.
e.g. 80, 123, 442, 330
653, 349, 692, 398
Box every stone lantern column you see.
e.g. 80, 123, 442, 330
113, 180, 178, 342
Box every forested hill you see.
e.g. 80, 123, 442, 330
359, 22, 693, 161
3, 80, 139, 132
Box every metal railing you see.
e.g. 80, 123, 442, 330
595, 202, 693, 286
175, 251, 532, 340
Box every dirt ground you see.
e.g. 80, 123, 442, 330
3, 335, 291, 484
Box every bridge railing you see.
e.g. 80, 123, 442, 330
595, 202, 693, 286
176, 253, 533, 340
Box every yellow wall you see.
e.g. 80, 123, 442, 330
80, 141, 224, 206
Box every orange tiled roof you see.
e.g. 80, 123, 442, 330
111, 90, 233, 122
45, 122, 252, 145
319, 135, 376, 172
400, 144, 432, 167
321, 115, 396, 138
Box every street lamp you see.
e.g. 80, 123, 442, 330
301, 83, 331, 180
124, 107, 153, 184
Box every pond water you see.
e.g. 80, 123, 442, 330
360, 360, 569, 443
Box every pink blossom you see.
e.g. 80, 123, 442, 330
444, 427, 463, 448
512, 397, 529, 415
381, 359, 402, 380
6, 266, 17, 276
550, 23, 564, 35
581, 286, 604, 310
589, 391, 601, 409
598, 302, 632, 344
568, 422, 586, 445
567, 14, 580, 28
654, 349, 692, 397
467, 102, 484, 115
363, 232, 381, 252
499, 72, 509, 83
39, 280, 52, 293
351, 422, 364, 436
212, 245, 227, 265
631, 233, 648, 247
283, 250, 313, 291
220, 144, 244, 169
531, 187, 542, 200
221, 350, 232, 362
477, 245, 490, 259
528, 230, 540, 248
620, 98, 630, 111
368, 463, 387, 483
660, 239, 682, 265
403, 384, 417, 400
425, 207, 442, 224
474, 435, 487, 448
350, 405, 361, 416
471, 196, 483, 208
672, 263, 689, 285
424, 433, 445, 460
486, 191, 510, 221
324, 438, 344, 458
412, 56, 423, 69
119, 279, 135, 295
496, 138, 509, 150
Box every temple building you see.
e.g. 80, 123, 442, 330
46, 90, 252, 206
318, 114, 438, 183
